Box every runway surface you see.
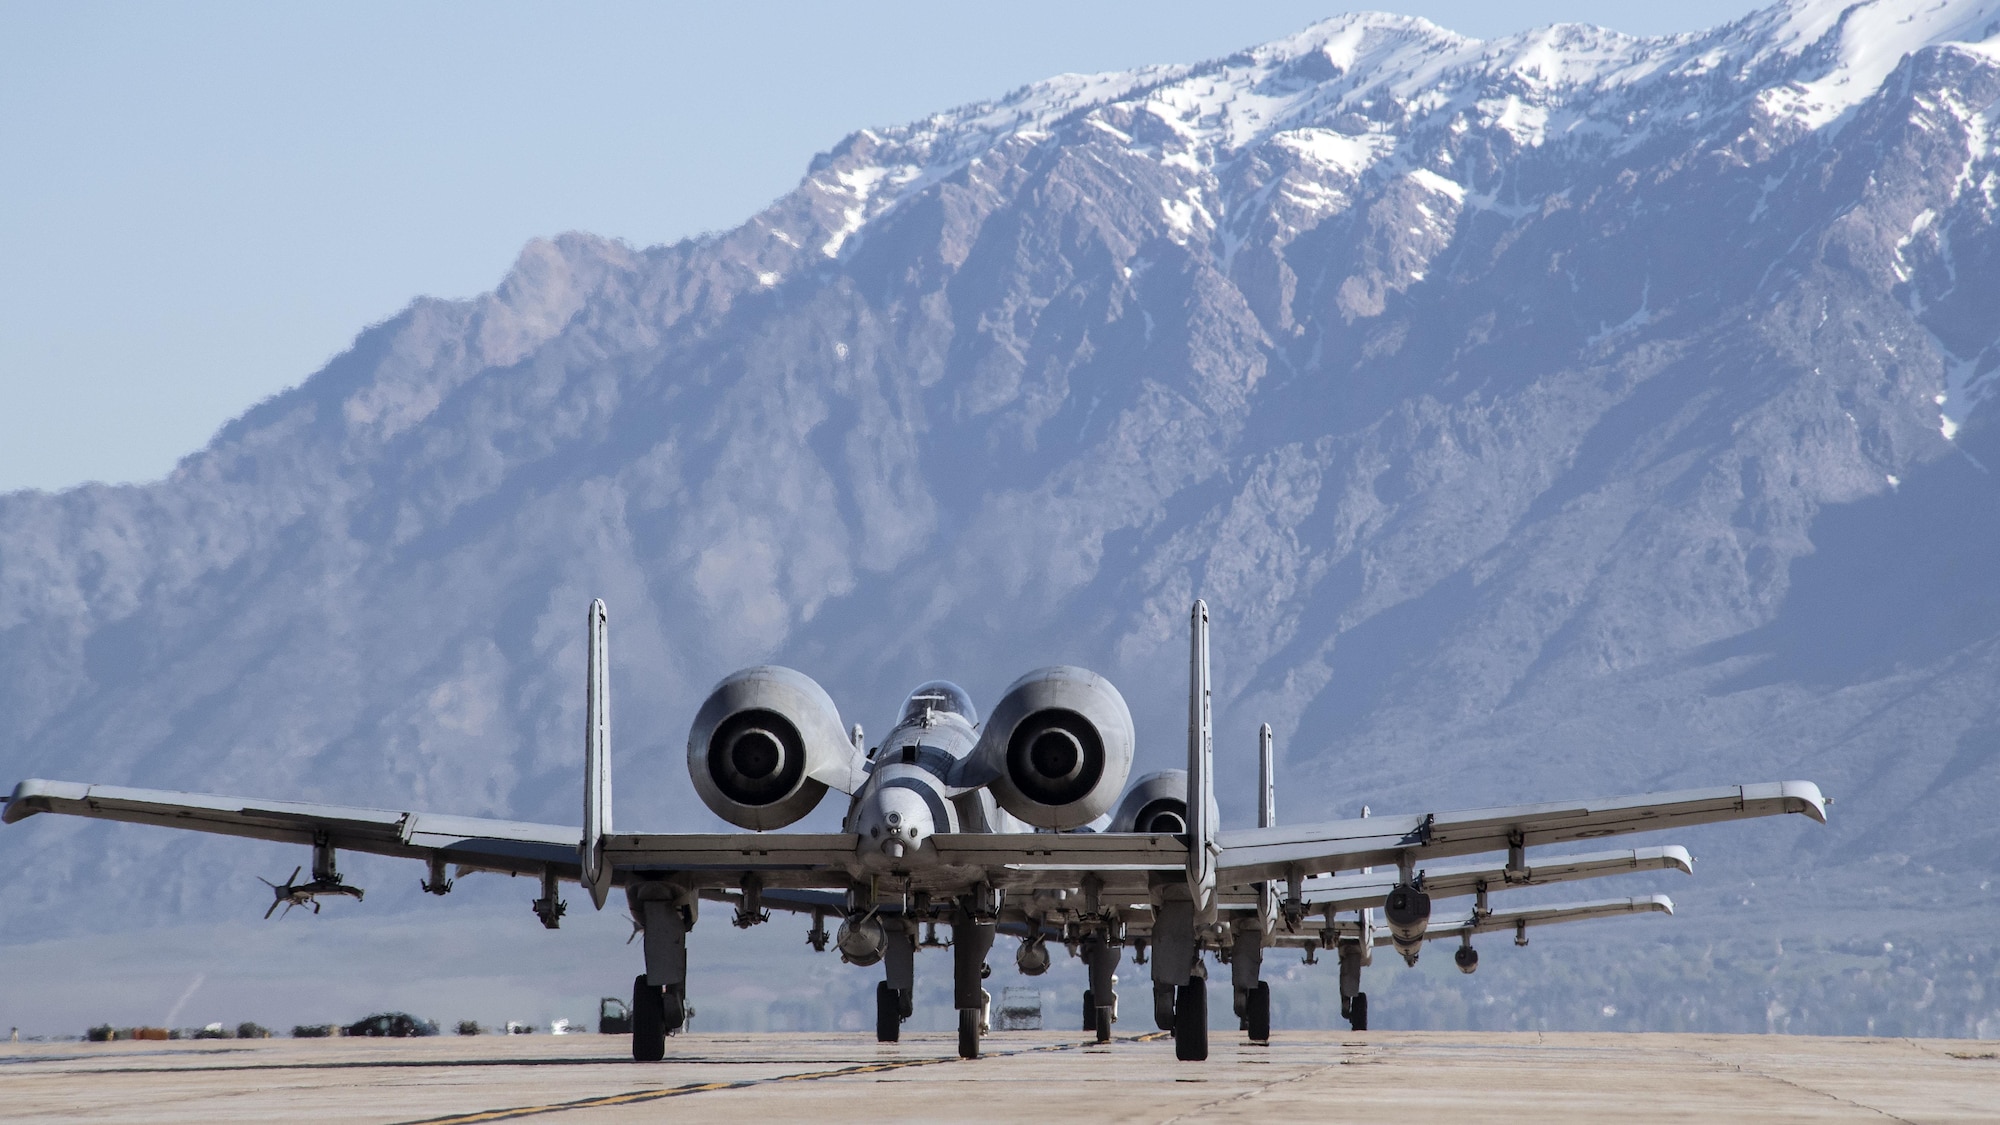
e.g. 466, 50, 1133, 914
3, 1030, 1995, 1123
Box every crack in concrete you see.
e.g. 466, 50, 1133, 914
1678, 1047, 1918, 1124
1154, 1051, 1351, 1124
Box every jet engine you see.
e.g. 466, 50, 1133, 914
687, 666, 854, 830
1108, 770, 1189, 834
1383, 883, 1431, 965
971, 667, 1134, 830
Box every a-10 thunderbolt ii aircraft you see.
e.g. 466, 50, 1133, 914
4, 600, 1826, 1061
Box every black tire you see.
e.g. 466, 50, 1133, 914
1153, 983, 1176, 1031
1094, 1006, 1113, 1044
1349, 991, 1368, 1032
957, 1008, 981, 1059
631, 975, 666, 1062
1082, 989, 1096, 1032
1246, 981, 1270, 1043
1173, 979, 1208, 1061
876, 981, 900, 1043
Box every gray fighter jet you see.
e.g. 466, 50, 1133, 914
4, 600, 1826, 1060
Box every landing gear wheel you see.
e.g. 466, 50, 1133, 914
957, 1008, 981, 1059
876, 981, 900, 1043
631, 975, 666, 1062
1348, 991, 1368, 1032
1246, 981, 1270, 1043
1153, 983, 1176, 1031
1094, 1006, 1113, 1044
1173, 979, 1209, 1061
1082, 989, 1096, 1033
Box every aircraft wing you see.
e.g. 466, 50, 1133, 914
1290, 845, 1693, 911
1271, 894, 1676, 946
2, 779, 1179, 895
1218, 782, 1824, 884
605, 833, 858, 875
3, 779, 579, 878
931, 831, 1185, 872
1437, 893, 1675, 939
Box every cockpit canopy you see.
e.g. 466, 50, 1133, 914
899, 680, 977, 727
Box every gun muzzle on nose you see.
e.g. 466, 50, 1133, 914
859, 784, 935, 867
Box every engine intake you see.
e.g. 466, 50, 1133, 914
1009, 709, 1103, 805
974, 667, 1134, 830
1109, 769, 1189, 835
709, 709, 806, 806
688, 667, 853, 830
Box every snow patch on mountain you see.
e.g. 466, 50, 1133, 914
1750, 0, 2000, 128
784, 0, 2000, 269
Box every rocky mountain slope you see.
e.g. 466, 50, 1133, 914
4, 0, 1999, 1031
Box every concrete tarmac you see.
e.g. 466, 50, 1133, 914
2, 1030, 1995, 1123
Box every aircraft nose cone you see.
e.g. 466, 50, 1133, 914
859, 782, 936, 868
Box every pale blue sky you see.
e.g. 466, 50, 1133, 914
0, 2, 1764, 493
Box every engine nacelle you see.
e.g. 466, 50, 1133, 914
972, 667, 1134, 830
687, 666, 853, 830
1109, 769, 1189, 834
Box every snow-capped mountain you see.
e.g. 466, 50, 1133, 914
4, 0, 1999, 1032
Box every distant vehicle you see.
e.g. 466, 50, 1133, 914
344, 1013, 437, 1038
598, 998, 631, 1035
994, 987, 1042, 1031
5, 601, 1827, 1063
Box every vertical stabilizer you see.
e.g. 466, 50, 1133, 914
1256, 722, 1278, 936
1257, 723, 1275, 829
580, 599, 614, 909
1187, 601, 1219, 928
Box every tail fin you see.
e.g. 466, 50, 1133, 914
1257, 722, 1275, 829
1187, 600, 1219, 928
580, 599, 613, 910
1256, 721, 1277, 935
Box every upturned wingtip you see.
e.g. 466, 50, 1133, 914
1781, 780, 1828, 824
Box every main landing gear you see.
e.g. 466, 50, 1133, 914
1230, 921, 1270, 1046
631, 974, 685, 1062
876, 981, 906, 1043
1343, 992, 1369, 1032
1241, 980, 1270, 1043
1172, 975, 1209, 1061
629, 886, 693, 1062
1338, 937, 1369, 1032
1148, 899, 1208, 1061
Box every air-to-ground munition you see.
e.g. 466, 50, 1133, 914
4, 600, 1826, 1061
